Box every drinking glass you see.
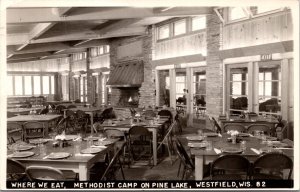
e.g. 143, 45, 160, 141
240, 141, 246, 152
206, 141, 213, 151
39, 143, 47, 156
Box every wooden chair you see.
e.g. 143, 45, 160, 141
211, 117, 222, 133
23, 121, 45, 141
173, 137, 194, 180
128, 126, 153, 165
67, 105, 77, 109
247, 124, 271, 135
75, 110, 89, 135
7, 122, 23, 143
7, 159, 27, 181
55, 105, 66, 115
252, 153, 293, 180
224, 123, 246, 133
100, 142, 125, 180
39, 107, 49, 115
143, 110, 156, 118
158, 109, 173, 121
25, 166, 65, 180
210, 154, 250, 180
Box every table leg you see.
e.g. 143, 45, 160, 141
152, 129, 157, 166
90, 112, 94, 135
194, 156, 204, 180
78, 163, 89, 181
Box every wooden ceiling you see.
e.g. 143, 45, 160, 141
6, 7, 213, 63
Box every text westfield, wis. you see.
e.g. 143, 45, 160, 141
7, 180, 287, 189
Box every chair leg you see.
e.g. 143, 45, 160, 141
182, 165, 186, 180
118, 157, 125, 180
177, 161, 182, 177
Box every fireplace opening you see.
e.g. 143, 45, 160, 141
117, 87, 139, 107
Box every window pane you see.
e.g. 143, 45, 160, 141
192, 17, 206, 31
33, 76, 41, 95
50, 76, 55, 94
42, 76, 50, 94
158, 25, 170, 39
174, 20, 186, 36
15, 76, 23, 95
80, 77, 84, 95
229, 7, 247, 21
99, 46, 104, 54
24, 76, 32, 95
106, 45, 110, 53
7, 76, 13, 95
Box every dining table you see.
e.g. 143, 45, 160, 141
7, 137, 119, 181
186, 133, 294, 180
7, 107, 44, 116
102, 117, 169, 166
65, 107, 103, 134
7, 114, 62, 136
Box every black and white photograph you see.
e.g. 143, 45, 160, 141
0, 0, 299, 190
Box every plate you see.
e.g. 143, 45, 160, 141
260, 147, 282, 154
47, 152, 70, 159
29, 139, 48, 145
186, 136, 204, 141
10, 151, 35, 158
238, 133, 250, 137
15, 145, 34, 151
83, 137, 101, 141
188, 142, 207, 148
222, 147, 243, 154
203, 132, 219, 137
94, 140, 114, 146
64, 135, 78, 141
80, 147, 104, 154
266, 136, 277, 141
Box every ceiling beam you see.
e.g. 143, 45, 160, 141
95, 18, 142, 35
7, 7, 213, 24
7, 42, 70, 55
57, 7, 73, 16
8, 52, 53, 60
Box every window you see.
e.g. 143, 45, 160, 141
42, 76, 50, 94
158, 25, 170, 40
174, 20, 186, 36
98, 46, 104, 55
227, 66, 248, 113
24, 76, 32, 95
15, 76, 23, 95
228, 7, 247, 21
50, 76, 55, 94
193, 69, 206, 118
258, 63, 281, 114
106, 45, 110, 53
175, 70, 187, 105
7, 76, 13, 96
33, 76, 41, 95
192, 16, 206, 31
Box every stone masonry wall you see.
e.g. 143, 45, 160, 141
205, 13, 223, 118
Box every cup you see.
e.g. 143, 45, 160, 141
240, 141, 246, 151
74, 143, 81, 154
87, 138, 93, 148
39, 144, 47, 156
261, 134, 267, 144
206, 141, 213, 151
231, 134, 237, 144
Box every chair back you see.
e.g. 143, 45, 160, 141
224, 123, 246, 132
158, 110, 173, 120
7, 122, 23, 144
7, 159, 26, 181
144, 110, 156, 118
39, 108, 49, 115
55, 105, 66, 114
129, 126, 151, 137
76, 110, 87, 118
66, 109, 76, 117
211, 117, 222, 133
211, 154, 250, 179
23, 121, 45, 141
247, 124, 271, 135
105, 129, 125, 140
67, 105, 77, 109
253, 153, 293, 179
7, 112, 17, 118
25, 166, 65, 181
55, 117, 67, 134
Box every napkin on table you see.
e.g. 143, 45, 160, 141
251, 148, 261, 155
74, 153, 94, 157
214, 148, 222, 154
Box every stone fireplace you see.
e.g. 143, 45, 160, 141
117, 87, 139, 107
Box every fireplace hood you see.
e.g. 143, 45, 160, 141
107, 61, 144, 88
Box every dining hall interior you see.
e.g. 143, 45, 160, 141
1, 1, 299, 185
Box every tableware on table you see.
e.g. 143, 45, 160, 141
197, 129, 203, 136
64, 135, 78, 141
205, 141, 213, 151
222, 147, 243, 154
186, 135, 204, 141
46, 152, 71, 159
10, 151, 35, 158
203, 132, 219, 137
187, 142, 207, 148
238, 133, 250, 137
29, 138, 48, 145
80, 147, 104, 154
259, 147, 282, 154
240, 141, 247, 151
94, 140, 113, 146
14, 145, 35, 151
38, 143, 47, 156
